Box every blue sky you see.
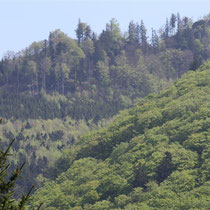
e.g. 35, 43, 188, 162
0, 0, 209, 58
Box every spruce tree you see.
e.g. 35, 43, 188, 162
0, 119, 41, 209
138, 20, 148, 53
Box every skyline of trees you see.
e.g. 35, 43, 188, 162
0, 13, 209, 121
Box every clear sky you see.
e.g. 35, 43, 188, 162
0, 0, 209, 58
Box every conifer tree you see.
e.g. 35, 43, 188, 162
170, 13, 177, 35
128, 21, 138, 43
138, 20, 148, 53
0, 119, 41, 209
151, 28, 159, 51
164, 18, 170, 38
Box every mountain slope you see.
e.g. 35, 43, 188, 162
1, 14, 210, 121
29, 62, 210, 209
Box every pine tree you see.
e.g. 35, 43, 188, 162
0, 119, 42, 209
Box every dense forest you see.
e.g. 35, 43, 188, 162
0, 13, 210, 121
0, 117, 111, 197
0, 13, 210, 209
28, 61, 210, 209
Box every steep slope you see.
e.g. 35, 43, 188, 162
3, 14, 210, 198
29, 62, 210, 209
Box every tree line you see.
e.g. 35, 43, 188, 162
0, 13, 209, 121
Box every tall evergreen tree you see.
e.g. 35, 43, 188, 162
128, 21, 138, 43
138, 20, 148, 53
151, 28, 159, 50
164, 18, 170, 38
84, 25, 92, 40
170, 13, 177, 35
176, 12, 182, 33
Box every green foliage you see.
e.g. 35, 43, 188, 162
0, 117, 109, 197
1, 14, 210, 122
156, 151, 174, 184
1, 13, 210, 210
0, 137, 36, 209
28, 62, 210, 209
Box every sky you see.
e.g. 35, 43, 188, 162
0, 0, 209, 58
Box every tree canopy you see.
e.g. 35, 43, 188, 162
0, 14, 209, 122
28, 62, 210, 209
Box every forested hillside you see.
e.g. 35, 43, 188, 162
1, 13, 210, 208
29, 61, 210, 209
0, 117, 110, 196
0, 13, 210, 121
